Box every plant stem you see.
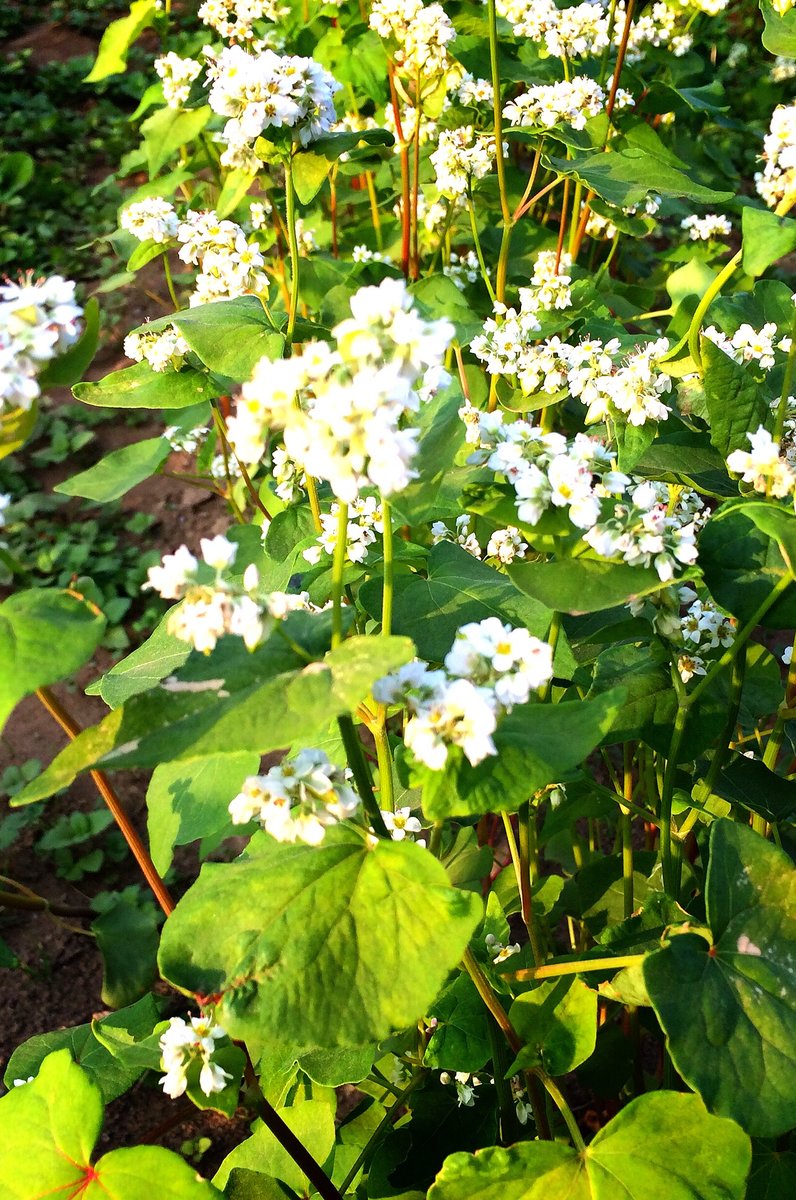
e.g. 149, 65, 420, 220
659, 700, 688, 896
517, 802, 544, 966
373, 721, 395, 815
331, 502, 348, 650
686, 249, 742, 371
284, 154, 301, 345
467, 193, 497, 303
35, 687, 175, 917
337, 1072, 425, 1195
701, 645, 746, 798
251, 1093, 344, 1200
462, 947, 521, 1053
0, 887, 94, 920
337, 715, 390, 838
511, 952, 646, 982
381, 497, 394, 637
622, 743, 634, 920
487, 0, 510, 229
533, 1071, 585, 1151
603, 0, 635, 135
162, 253, 180, 311
774, 314, 796, 445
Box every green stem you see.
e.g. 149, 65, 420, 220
467, 193, 497, 303
162, 253, 180, 311
487, 0, 510, 228
659, 700, 688, 896
511, 952, 646, 982
337, 715, 390, 838
487, 1016, 522, 1145
337, 1072, 425, 1195
622, 744, 634, 920
701, 645, 746, 797
518, 802, 544, 966
331, 502, 348, 650
462, 947, 521, 1053
687, 249, 742, 371
381, 497, 393, 637
373, 721, 395, 815
774, 315, 796, 445
284, 154, 301, 345
533, 1071, 585, 1152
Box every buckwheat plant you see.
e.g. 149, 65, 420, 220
2, 3, 796, 1200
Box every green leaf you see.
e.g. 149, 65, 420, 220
0, 1050, 220, 1198
140, 105, 212, 177
214, 1101, 335, 1192
508, 558, 678, 615
427, 1091, 750, 1200
550, 144, 732, 210
146, 751, 259, 874
644, 819, 796, 1135
587, 644, 676, 751
419, 692, 625, 819
172, 298, 284, 382
4, 1021, 145, 1103
699, 499, 796, 629
39, 297, 101, 388
291, 129, 393, 203
698, 754, 796, 825
0, 150, 33, 200
74, 362, 222, 410
507, 978, 597, 1076
55, 437, 170, 502
87, 614, 191, 707
127, 239, 167, 272
0, 589, 105, 731
742, 207, 796, 277
159, 830, 481, 1051
424, 974, 492, 1074
702, 339, 770, 458
761, 0, 796, 55
361, 542, 574, 675
90, 994, 164, 1072
410, 275, 483, 347
92, 894, 160, 1009
747, 1145, 796, 1200
84, 0, 157, 82
0, 401, 38, 461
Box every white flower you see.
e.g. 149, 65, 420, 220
680, 213, 732, 241
120, 198, 178, 244
440, 1070, 482, 1107
159, 1015, 232, 1100
755, 101, 796, 209
503, 76, 631, 132
382, 807, 423, 841
229, 749, 360, 845
144, 545, 199, 599
370, 0, 456, 77
198, 0, 287, 41
0, 273, 83, 414
201, 534, 238, 571
155, 52, 202, 107
485, 526, 527, 564
124, 324, 189, 373
444, 617, 554, 707
726, 427, 796, 498
678, 653, 707, 683
430, 126, 499, 198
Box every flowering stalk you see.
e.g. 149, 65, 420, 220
381, 497, 394, 638
284, 154, 301, 345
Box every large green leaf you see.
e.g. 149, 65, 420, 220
427, 1092, 750, 1199
214, 1100, 335, 1192
292, 129, 393, 204
419, 692, 624, 819
702, 339, 770, 458
761, 0, 796, 55
586, 644, 676, 751
508, 978, 597, 1076
508, 558, 677, 616
550, 143, 732, 210
360, 542, 575, 676
74, 362, 222, 410
742, 207, 796, 277
0, 589, 106, 730
55, 437, 170, 502
699, 499, 796, 628
84, 0, 157, 82
169, 297, 284, 382
86, 613, 191, 707
644, 820, 796, 1135
423, 973, 492, 1074
0, 1050, 220, 1198
140, 105, 212, 177
159, 830, 482, 1051
146, 751, 259, 873
92, 894, 160, 1009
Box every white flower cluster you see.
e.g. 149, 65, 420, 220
121, 198, 179, 244
229, 279, 453, 501
454, 73, 494, 106
469, 413, 629, 529
177, 209, 267, 306
369, 0, 456, 77
617, 1, 693, 61
440, 1071, 484, 1107
431, 514, 482, 558
680, 213, 732, 241
154, 52, 202, 107
159, 1015, 232, 1099
485, 525, 528, 564
205, 45, 340, 168
497, 0, 611, 60
443, 250, 480, 289
583, 479, 699, 582
755, 102, 796, 210
304, 497, 384, 565
430, 126, 499, 199
522, 249, 573, 314
727, 426, 796, 503
144, 534, 311, 653
124, 324, 189, 373
0, 274, 82, 414
503, 76, 632, 132
472, 329, 673, 426
703, 322, 783, 371
198, 0, 285, 41
374, 619, 554, 771
228, 749, 360, 845
431, 515, 528, 564
511, 1075, 535, 1126
677, 586, 735, 683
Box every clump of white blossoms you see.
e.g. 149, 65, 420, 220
120, 198, 179, 244
144, 533, 312, 653
454, 73, 494, 106
159, 1015, 232, 1099
204, 45, 340, 168
443, 250, 480, 289
702, 322, 783, 372
497, 0, 611, 59
228, 749, 360, 845
176, 210, 267, 306
229, 278, 454, 502
369, 0, 456, 78
617, 1, 693, 61
304, 497, 384, 566
583, 479, 699, 583
486, 525, 528, 564
199, 0, 286, 41
468, 411, 629, 530
676, 586, 735, 683
124, 324, 189, 373
755, 102, 796, 210
680, 213, 732, 241
430, 126, 500, 198
503, 77, 632, 132
726, 426, 796, 501
431, 514, 482, 558
440, 1071, 484, 1107
522, 249, 573, 314
0, 274, 83, 414
374, 620, 554, 771
154, 52, 202, 107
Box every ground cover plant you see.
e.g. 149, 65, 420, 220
2, 0, 796, 1196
